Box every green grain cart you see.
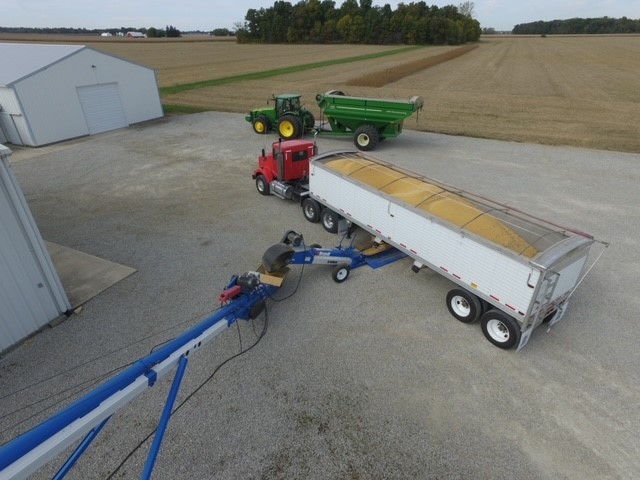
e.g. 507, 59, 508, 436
246, 90, 423, 151
314, 90, 424, 151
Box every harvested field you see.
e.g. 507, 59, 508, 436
82, 40, 405, 87
2, 35, 639, 152
157, 36, 640, 153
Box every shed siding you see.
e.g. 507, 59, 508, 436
0, 147, 70, 352
0, 87, 35, 146
9, 47, 163, 146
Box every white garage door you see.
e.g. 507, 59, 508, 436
77, 83, 128, 135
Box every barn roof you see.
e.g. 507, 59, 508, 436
0, 43, 85, 86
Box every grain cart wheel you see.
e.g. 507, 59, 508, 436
354, 125, 379, 151
278, 115, 302, 139
302, 111, 316, 132
302, 198, 321, 223
262, 243, 295, 273
480, 310, 521, 350
332, 265, 351, 283
446, 289, 483, 324
252, 116, 269, 135
255, 175, 270, 195
321, 208, 340, 234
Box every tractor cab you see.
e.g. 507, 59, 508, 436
275, 94, 302, 117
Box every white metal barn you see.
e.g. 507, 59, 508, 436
0, 144, 71, 353
0, 43, 163, 147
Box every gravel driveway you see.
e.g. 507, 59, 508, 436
1, 112, 638, 479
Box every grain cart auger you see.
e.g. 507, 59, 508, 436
245, 93, 316, 140
314, 90, 424, 151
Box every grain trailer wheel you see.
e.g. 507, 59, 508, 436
321, 208, 340, 233
255, 175, 270, 195
332, 265, 351, 283
446, 288, 483, 324
252, 116, 269, 135
278, 115, 302, 139
354, 124, 379, 151
480, 310, 521, 350
302, 198, 321, 223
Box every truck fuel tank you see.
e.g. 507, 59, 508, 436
270, 180, 294, 199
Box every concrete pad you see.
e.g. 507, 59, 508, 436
45, 241, 136, 308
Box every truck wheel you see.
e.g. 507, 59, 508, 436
332, 265, 350, 283
354, 125, 379, 151
255, 175, 270, 195
252, 116, 269, 135
321, 208, 340, 233
446, 289, 483, 324
302, 198, 321, 223
480, 310, 521, 350
278, 115, 302, 139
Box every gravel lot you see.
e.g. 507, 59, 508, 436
1, 112, 639, 479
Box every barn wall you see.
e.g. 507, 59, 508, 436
0, 145, 71, 352
0, 86, 36, 146
14, 48, 163, 146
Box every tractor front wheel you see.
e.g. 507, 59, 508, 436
354, 125, 379, 151
252, 116, 270, 135
278, 115, 302, 139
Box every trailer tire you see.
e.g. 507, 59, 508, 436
321, 208, 340, 233
332, 265, 351, 283
480, 310, 521, 350
262, 243, 295, 273
255, 175, 270, 195
278, 115, 302, 139
302, 198, 321, 223
252, 116, 270, 135
354, 125, 379, 151
446, 289, 483, 324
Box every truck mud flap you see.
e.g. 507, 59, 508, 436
517, 325, 534, 351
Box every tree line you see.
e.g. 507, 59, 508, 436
0, 26, 181, 37
236, 0, 481, 45
513, 17, 640, 35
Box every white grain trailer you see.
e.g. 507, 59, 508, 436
306, 150, 606, 350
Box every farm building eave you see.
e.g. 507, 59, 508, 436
0, 42, 157, 87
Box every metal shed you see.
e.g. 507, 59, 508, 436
0, 145, 71, 353
0, 43, 163, 147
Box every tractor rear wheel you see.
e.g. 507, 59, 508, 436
354, 125, 379, 151
252, 116, 270, 135
278, 115, 302, 139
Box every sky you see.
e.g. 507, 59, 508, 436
3, 0, 640, 32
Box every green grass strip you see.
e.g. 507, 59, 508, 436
160, 46, 420, 96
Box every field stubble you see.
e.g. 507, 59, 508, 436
14, 35, 639, 152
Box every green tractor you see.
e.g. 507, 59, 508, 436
246, 94, 315, 139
